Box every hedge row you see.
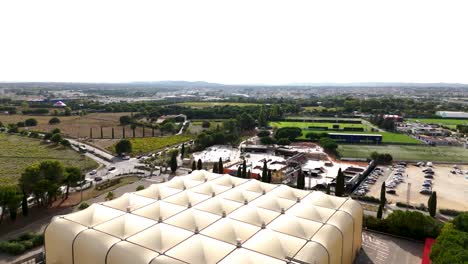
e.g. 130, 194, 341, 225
0, 233, 44, 255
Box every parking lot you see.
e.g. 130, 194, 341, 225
365, 163, 468, 211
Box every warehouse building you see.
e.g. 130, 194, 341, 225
329, 133, 382, 144
436, 111, 468, 119
45, 171, 363, 264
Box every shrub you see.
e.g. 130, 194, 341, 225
51, 128, 61, 134
78, 202, 89, 210
49, 117, 61, 125
201, 121, 210, 128
351, 195, 380, 204
260, 136, 276, 145
452, 212, 468, 232
430, 223, 468, 264
275, 127, 302, 141
439, 208, 465, 217
396, 202, 415, 209
16, 121, 25, 127
0, 241, 26, 255
277, 138, 291, 145
29, 131, 39, 138
24, 118, 38, 127
31, 234, 44, 247
257, 130, 270, 137
136, 185, 145, 191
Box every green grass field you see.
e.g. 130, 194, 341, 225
408, 118, 468, 129
270, 121, 421, 144
108, 135, 194, 154
0, 133, 98, 185
174, 102, 259, 108
338, 144, 468, 162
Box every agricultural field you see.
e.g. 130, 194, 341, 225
338, 144, 468, 163
107, 135, 194, 154
188, 120, 223, 134
0, 133, 98, 185
0, 113, 162, 139
407, 118, 468, 129
173, 102, 259, 108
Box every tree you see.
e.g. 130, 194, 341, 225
119, 115, 133, 125
105, 191, 115, 201
24, 118, 38, 127
63, 166, 82, 199
78, 202, 89, 210
131, 124, 136, 138
242, 160, 247, 178
192, 160, 197, 171
49, 117, 61, 125
136, 185, 145, 191
51, 128, 61, 134
275, 127, 302, 141
50, 133, 63, 144
89, 127, 93, 138
277, 138, 291, 145
0, 185, 20, 223
258, 106, 268, 127
111, 127, 115, 139
248, 170, 252, 179
428, 191, 437, 217
218, 158, 224, 174
197, 159, 203, 170
267, 170, 272, 183
180, 143, 185, 159
261, 161, 268, 182
115, 139, 132, 155
64, 107, 72, 116
21, 192, 28, 217
238, 112, 256, 131
161, 122, 175, 134
212, 162, 219, 173
170, 152, 178, 174
335, 168, 345, 197
257, 130, 270, 137
326, 184, 331, 195
297, 170, 305, 189
236, 166, 242, 178
380, 182, 386, 206
260, 136, 276, 145
319, 137, 338, 153
60, 139, 71, 147
20, 160, 65, 207
377, 204, 384, 219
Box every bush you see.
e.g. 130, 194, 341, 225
439, 208, 465, 217
136, 185, 145, 191
0, 241, 26, 255
452, 212, 468, 232
31, 234, 44, 247
24, 118, 38, 127
260, 136, 276, 145
363, 210, 442, 240
430, 223, 468, 264
16, 121, 25, 127
275, 127, 302, 141
277, 138, 291, 145
319, 137, 338, 152
257, 130, 270, 137
201, 121, 210, 128
28, 131, 39, 138
78, 202, 90, 210
49, 117, 61, 125
396, 202, 415, 209
351, 195, 380, 204
51, 128, 61, 134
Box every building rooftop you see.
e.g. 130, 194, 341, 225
45, 171, 363, 264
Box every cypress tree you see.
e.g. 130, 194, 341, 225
152, 127, 155, 137
143, 126, 145, 137
213, 162, 219, 174
112, 127, 115, 139
237, 166, 242, 178
181, 143, 185, 159
428, 191, 437, 217
192, 160, 196, 171
242, 160, 247, 179
248, 169, 251, 179
335, 168, 345, 197
170, 152, 178, 174
297, 170, 305, 190
326, 184, 331, 195
100, 127, 103, 139
377, 204, 383, 219
123, 126, 126, 138
21, 192, 28, 217
218, 158, 224, 174
380, 182, 386, 206
197, 159, 203, 170
261, 161, 268, 182
267, 170, 272, 183
89, 127, 93, 138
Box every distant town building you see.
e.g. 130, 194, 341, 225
436, 111, 468, 119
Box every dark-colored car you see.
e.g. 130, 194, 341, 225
94, 176, 103, 182
386, 189, 396, 194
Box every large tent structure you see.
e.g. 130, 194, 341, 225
45, 171, 363, 264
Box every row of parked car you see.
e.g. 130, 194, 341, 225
384, 164, 407, 195
354, 167, 384, 196
420, 167, 434, 194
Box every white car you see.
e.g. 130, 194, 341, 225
89, 170, 97, 175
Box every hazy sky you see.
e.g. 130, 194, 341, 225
0, 0, 467, 84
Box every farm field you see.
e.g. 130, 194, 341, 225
408, 118, 468, 129
107, 135, 194, 154
188, 120, 223, 134
270, 121, 421, 144
174, 102, 259, 108
0, 113, 162, 139
338, 144, 468, 163
0, 133, 98, 185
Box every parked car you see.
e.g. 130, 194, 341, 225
89, 169, 97, 175
424, 175, 434, 179
420, 189, 432, 195
94, 176, 103, 182
386, 189, 396, 194
422, 183, 432, 187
